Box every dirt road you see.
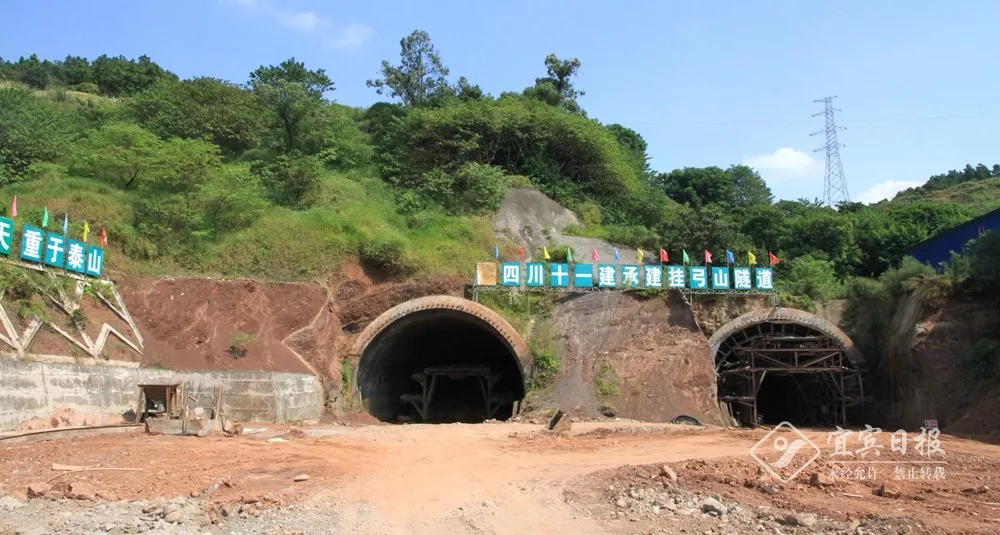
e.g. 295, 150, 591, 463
1, 421, 998, 534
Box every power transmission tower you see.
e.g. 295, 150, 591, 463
811, 96, 850, 206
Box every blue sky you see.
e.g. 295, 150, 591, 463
3, 0, 999, 203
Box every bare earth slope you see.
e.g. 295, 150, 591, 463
537, 290, 723, 425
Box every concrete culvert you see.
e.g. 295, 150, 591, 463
351, 296, 529, 424
709, 307, 870, 428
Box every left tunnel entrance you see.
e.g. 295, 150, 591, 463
354, 298, 527, 424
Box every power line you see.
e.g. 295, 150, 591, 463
811, 96, 849, 207
623, 112, 1000, 128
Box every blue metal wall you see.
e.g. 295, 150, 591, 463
905, 208, 1000, 268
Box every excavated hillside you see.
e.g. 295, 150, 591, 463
853, 288, 1000, 436
117, 268, 464, 385
531, 290, 724, 425
97, 188, 728, 424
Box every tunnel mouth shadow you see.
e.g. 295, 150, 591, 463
356, 308, 526, 424
713, 310, 868, 428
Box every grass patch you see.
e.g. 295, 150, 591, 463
595, 360, 620, 400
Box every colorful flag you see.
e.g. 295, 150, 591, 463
62, 213, 69, 235
42, 207, 49, 228
82, 221, 90, 243
682, 250, 689, 264
704, 250, 713, 264
769, 251, 780, 265
519, 245, 525, 260
566, 248, 573, 263
10, 196, 16, 218
494, 244, 500, 259
748, 251, 757, 265
591, 247, 600, 261
726, 250, 735, 264
637, 248, 644, 264
614, 248, 620, 262
543, 247, 551, 260
660, 248, 669, 262
100, 227, 108, 246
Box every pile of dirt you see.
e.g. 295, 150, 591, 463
533, 290, 724, 425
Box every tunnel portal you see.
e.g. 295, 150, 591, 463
710, 307, 869, 428
352, 296, 528, 424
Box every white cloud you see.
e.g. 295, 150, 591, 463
856, 180, 923, 204
743, 147, 824, 182
226, 0, 370, 52
324, 22, 376, 52
274, 9, 328, 33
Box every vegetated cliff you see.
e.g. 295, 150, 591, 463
530, 290, 724, 425
851, 286, 1000, 436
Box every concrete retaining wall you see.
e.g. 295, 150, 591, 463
0, 359, 323, 432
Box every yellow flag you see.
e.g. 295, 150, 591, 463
637, 248, 644, 264
543, 247, 551, 260
82, 221, 90, 242
748, 251, 757, 265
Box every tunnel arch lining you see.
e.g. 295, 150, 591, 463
349, 295, 531, 376
708, 307, 866, 368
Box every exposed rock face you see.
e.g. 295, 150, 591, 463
532, 290, 723, 424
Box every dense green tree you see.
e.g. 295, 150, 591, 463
966, 231, 1000, 297
129, 77, 264, 156
70, 123, 165, 189
523, 54, 585, 114
377, 97, 641, 214
728, 165, 773, 208
249, 59, 333, 155
62, 55, 92, 86
366, 30, 451, 106
16, 54, 49, 89
655, 166, 733, 209
606, 124, 650, 179
249, 57, 334, 97
0, 88, 70, 182
91, 54, 176, 96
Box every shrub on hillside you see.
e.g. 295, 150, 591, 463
360, 236, 417, 276
451, 162, 508, 215
250, 155, 322, 209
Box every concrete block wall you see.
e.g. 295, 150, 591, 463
0, 359, 323, 432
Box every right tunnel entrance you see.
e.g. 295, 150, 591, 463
710, 307, 869, 428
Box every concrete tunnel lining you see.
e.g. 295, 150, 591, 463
350, 296, 529, 423
709, 307, 868, 427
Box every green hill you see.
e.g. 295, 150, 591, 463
1, 43, 997, 309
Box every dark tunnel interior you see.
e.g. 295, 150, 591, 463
356, 309, 526, 423
715, 320, 865, 428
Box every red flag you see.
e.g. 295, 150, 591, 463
100, 227, 108, 246
591, 247, 600, 261
10, 196, 16, 218
659, 248, 669, 262
704, 250, 713, 264
518, 246, 525, 260
769, 252, 780, 265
